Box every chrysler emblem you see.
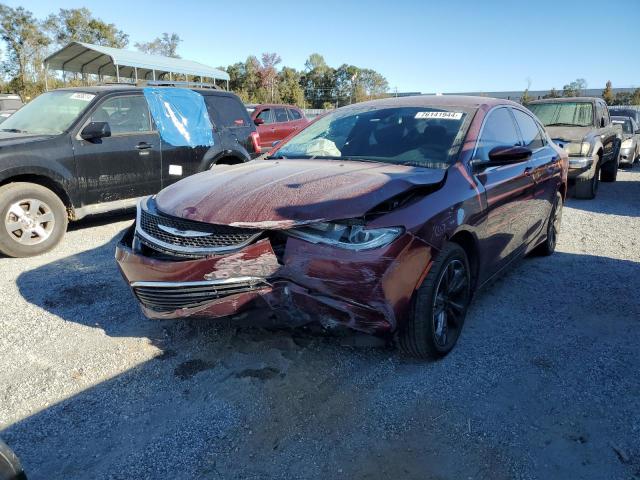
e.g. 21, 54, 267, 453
157, 224, 213, 238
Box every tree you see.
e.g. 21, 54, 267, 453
602, 80, 614, 105
355, 68, 388, 102
258, 52, 281, 102
135, 33, 181, 58
278, 67, 304, 106
562, 78, 587, 97
543, 87, 560, 99
45, 8, 128, 48
0, 4, 50, 100
631, 88, 640, 106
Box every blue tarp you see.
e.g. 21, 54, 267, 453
143, 87, 214, 147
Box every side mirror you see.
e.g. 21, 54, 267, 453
81, 121, 111, 141
600, 117, 606, 128
478, 145, 532, 166
254, 118, 264, 126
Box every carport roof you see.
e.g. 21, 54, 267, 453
44, 42, 230, 82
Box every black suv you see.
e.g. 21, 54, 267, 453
0, 86, 260, 257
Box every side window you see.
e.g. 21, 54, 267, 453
256, 109, 273, 124
90, 96, 151, 135
475, 108, 521, 161
204, 96, 248, 128
595, 103, 605, 127
288, 108, 302, 120
512, 109, 544, 150
274, 108, 289, 123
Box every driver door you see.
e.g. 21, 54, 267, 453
73, 94, 161, 206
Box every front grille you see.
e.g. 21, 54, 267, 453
132, 278, 270, 312
137, 202, 262, 254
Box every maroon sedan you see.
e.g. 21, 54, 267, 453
116, 96, 568, 358
248, 104, 308, 151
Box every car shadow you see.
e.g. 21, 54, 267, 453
566, 163, 640, 217
7, 242, 640, 479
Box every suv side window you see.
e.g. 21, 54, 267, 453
204, 95, 248, 128
288, 108, 302, 120
512, 109, 544, 150
274, 108, 289, 123
595, 102, 606, 127
256, 108, 273, 124
475, 107, 521, 161
90, 96, 151, 135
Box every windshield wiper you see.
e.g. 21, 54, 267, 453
1, 128, 28, 133
545, 122, 585, 127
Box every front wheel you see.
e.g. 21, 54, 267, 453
399, 243, 472, 359
0, 182, 68, 258
574, 160, 600, 199
601, 148, 619, 182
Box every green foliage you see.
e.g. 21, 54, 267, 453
45, 8, 128, 48
602, 80, 614, 105
562, 78, 587, 97
542, 88, 560, 99
135, 33, 181, 58
0, 4, 50, 100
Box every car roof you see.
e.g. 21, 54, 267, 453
51, 85, 237, 97
528, 97, 599, 104
341, 95, 519, 110
253, 103, 301, 109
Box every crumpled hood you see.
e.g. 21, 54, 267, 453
0, 132, 55, 148
155, 159, 445, 228
545, 126, 592, 144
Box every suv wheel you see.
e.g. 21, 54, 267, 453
601, 147, 619, 182
574, 158, 600, 199
399, 243, 472, 359
0, 182, 68, 257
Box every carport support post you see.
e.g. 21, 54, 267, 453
134, 67, 138, 83
116, 64, 120, 83
152, 70, 156, 81
44, 62, 48, 91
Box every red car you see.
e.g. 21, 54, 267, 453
247, 104, 308, 151
116, 96, 568, 358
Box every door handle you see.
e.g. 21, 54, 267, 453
136, 142, 152, 150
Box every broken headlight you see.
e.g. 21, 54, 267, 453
288, 222, 403, 250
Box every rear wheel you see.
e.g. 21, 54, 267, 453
0, 182, 68, 257
574, 159, 599, 199
399, 243, 472, 359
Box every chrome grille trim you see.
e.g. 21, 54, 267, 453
135, 197, 263, 255
131, 277, 270, 312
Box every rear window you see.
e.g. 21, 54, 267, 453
288, 108, 302, 120
203, 95, 249, 128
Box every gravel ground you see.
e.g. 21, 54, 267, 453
1, 166, 639, 479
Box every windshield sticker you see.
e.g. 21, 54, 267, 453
70, 92, 95, 102
415, 111, 463, 120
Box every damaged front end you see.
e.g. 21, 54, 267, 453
116, 195, 435, 334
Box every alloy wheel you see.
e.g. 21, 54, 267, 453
431, 259, 470, 348
4, 198, 55, 246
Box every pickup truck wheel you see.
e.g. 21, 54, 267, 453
600, 148, 619, 182
574, 160, 599, 199
0, 182, 68, 258
399, 243, 471, 359
534, 191, 563, 256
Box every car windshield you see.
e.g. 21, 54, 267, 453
0, 90, 95, 135
271, 105, 471, 169
527, 102, 593, 127
612, 118, 633, 134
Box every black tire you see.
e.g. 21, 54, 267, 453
0, 439, 27, 480
399, 243, 472, 359
0, 182, 68, 258
601, 148, 619, 182
574, 160, 599, 200
533, 191, 563, 256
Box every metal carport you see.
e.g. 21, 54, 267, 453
44, 41, 230, 88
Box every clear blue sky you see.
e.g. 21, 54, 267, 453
13, 0, 640, 93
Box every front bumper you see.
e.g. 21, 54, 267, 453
567, 155, 596, 176
619, 147, 635, 164
115, 226, 433, 334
